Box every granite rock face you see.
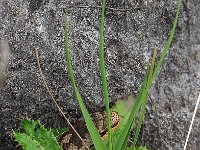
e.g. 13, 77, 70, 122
0, 0, 199, 149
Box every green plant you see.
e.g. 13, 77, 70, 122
13, 0, 182, 149
65, 0, 182, 150
13, 119, 62, 150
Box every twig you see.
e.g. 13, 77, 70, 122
35, 48, 89, 150
183, 91, 200, 150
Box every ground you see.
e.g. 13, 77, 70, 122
0, 0, 199, 149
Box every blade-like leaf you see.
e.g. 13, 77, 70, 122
99, 0, 113, 149
114, 66, 150, 150
148, 0, 182, 87
132, 48, 157, 147
65, 17, 106, 150
149, 48, 157, 79
115, 0, 182, 149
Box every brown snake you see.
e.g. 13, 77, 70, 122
60, 111, 120, 150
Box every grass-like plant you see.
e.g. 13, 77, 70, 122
65, 0, 182, 150
13, 0, 182, 149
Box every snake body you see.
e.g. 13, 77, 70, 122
60, 111, 120, 150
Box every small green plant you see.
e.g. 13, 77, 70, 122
13, 0, 182, 149
65, 0, 182, 150
13, 119, 62, 150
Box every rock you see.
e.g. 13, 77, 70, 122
0, 0, 199, 149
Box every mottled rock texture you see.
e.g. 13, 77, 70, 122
0, 0, 199, 149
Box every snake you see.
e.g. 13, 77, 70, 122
60, 111, 120, 150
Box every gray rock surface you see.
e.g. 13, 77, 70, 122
0, 0, 199, 149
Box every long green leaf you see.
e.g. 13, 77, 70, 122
115, 0, 182, 149
99, 0, 113, 149
114, 64, 150, 150
148, 0, 182, 86
132, 48, 157, 147
65, 17, 106, 150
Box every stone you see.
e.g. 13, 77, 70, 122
0, 0, 199, 149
